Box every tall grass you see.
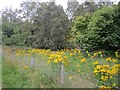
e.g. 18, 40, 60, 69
2, 46, 119, 88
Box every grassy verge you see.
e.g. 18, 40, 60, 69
2, 56, 59, 88
2, 57, 28, 88
2, 46, 119, 88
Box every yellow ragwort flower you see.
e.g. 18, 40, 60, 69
99, 51, 102, 54
101, 76, 108, 81
77, 64, 80, 67
69, 75, 72, 79
24, 65, 29, 69
106, 57, 111, 61
53, 59, 59, 63
47, 60, 51, 64
93, 61, 99, 65
112, 59, 117, 62
80, 58, 86, 63
112, 83, 117, 87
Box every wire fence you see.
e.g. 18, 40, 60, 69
2, 47, 120, 89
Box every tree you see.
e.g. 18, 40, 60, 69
2, 6, 33, 46
97, 0, 113, 8
72, 4, 120, 51
74, 1, 98, 17
32, 2, 69, 50
66, 0, 79, 19
2, 8, 20, 45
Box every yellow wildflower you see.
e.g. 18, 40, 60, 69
101, 76, 108, 81
108, 69, 117, 75
94, 69, 98, 74
64, 56, 68, 60
47, 60, 51, 64
58, 57, 63, 62
106, 57, 111, 61
99, 51, 102, 54
112, 83, 117, 86
99, 85, 106, 89
88, 54, 90, 57
78, 50, 81, 54
80, 58, 86, 63
94, 52, 98, 56
69, 75, 72, 79
110, 76, 112, 78
24, 65, 29, 69
99, 85, 111, 90
115, 52, 119, 57
93, 61, 99, 65
105, 65, 110, 69
77, 70, 80, 72
96, 65, 102, 69
112, 59, 117, 62
53, 59, 59, 63
77, 64, 80, 67
70, 53, 72, 57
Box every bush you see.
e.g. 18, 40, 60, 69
73, 4, 120, 51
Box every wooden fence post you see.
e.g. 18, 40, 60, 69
30, 55, 34, 67
11, 49, 14, 64
60, 63, 64, 86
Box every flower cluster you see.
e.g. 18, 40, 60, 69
47, 51, 70, 65
115, 51, 119, 57
93, 61, 99, 65
106, 57, 118, 62
80, 58, 86, 63
93, 62, 119, 88
23, 65, 29, 69
98, 85, 111, 90
91, 51, 103, 59
9, 46, 119, 88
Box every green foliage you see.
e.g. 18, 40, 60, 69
27, 2, 69, 50
66, 0, 79, 19
74, 13, 91, 34
72, 4, 120, 51
2, 1, 69, 50
2, 1, 120, 51
2, 57, 59, 88
74, 2, 97, 17
2, 58, 28, 88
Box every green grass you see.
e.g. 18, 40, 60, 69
2, 47, 118, 88
2, 49, 96, 88
2, 57, 28, 88
2, 56, 59, 88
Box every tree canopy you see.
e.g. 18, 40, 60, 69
2, 0, 120, 51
